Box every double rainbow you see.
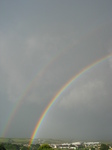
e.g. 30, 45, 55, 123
2, 21, 111, 140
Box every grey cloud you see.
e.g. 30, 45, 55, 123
59, 80, 105, 109
0, 0, 112, 141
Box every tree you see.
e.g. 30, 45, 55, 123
21, 146, 29, 150
0, 144, 6, 150
91, 148, 95, 150
38, 144, 52, 150
100, 143, 109, 150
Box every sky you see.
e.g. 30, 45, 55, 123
0, 0, 112, 142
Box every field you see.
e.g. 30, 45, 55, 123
0, 138, 30, 144
0, 138, 68, 145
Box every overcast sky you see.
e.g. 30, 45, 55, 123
0, 0, 112, 142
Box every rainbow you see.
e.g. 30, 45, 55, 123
2, 50, 63, 137
2, 22, 111, 138
29, 53, 112, 145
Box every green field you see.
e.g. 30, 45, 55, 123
0, 138, 68, 145
0, 138, 30, 144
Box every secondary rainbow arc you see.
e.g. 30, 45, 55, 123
2, 22, 110, 137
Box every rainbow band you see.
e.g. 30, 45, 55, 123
3, 22, 110, 137
2, 49, 64, 137
29, 53, 112, 145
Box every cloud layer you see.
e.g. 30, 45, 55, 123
0, 0, 112, 141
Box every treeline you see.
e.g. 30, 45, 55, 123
0, 143, 40, 150
0, 143, 110, 150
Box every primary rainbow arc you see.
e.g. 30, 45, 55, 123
2, 22, 110, 138
29, 53, 112, 145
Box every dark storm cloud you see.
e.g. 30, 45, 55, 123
0, 0, 112, 141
